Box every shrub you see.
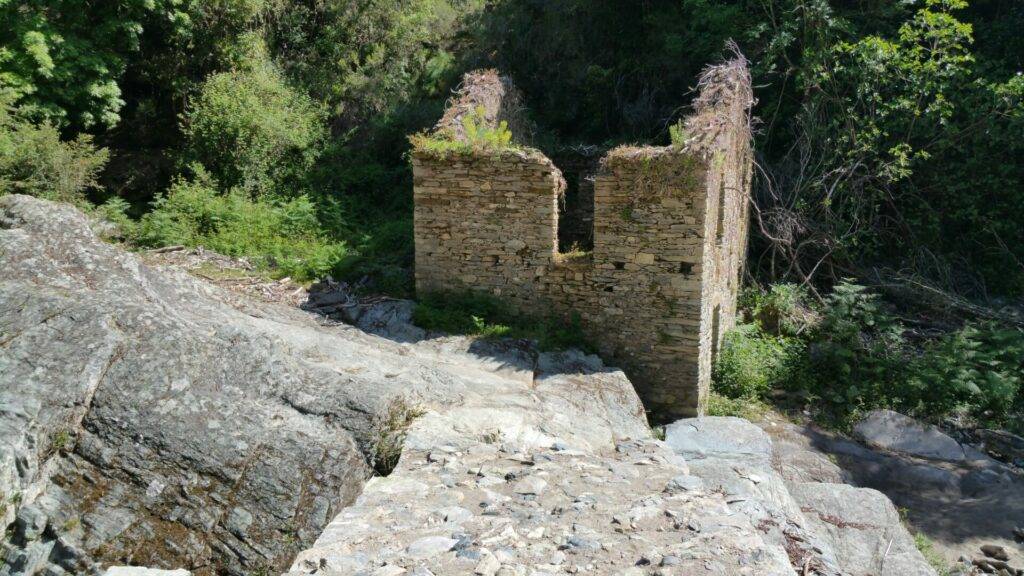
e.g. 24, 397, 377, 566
0, 96, 108, 203
743, 283, 818, 337
668, 121, 688, 149
705, 391, 771, 421
181, 63, 326, 196
132, 168, 345, 281
909, 323, 1024, 427
462, 106, 513, 149
805, 281, 908, 418
713, 323, 805, 400
722, 280, 1024, 430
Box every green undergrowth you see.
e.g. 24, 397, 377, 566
413, 290, 591, 352
111, 167, 347, 282
912, 533, 953, 576
409, 105, 519, 159
705, 391, 772, 421
713, 282, 1024, 431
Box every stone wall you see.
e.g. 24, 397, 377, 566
413, 62, 752, 418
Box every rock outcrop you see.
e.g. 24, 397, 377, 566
763, 413, 1024, 573
1, 194, 630, 575
2, 196, 938, 576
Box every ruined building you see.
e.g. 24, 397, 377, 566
412, 59, 754, 418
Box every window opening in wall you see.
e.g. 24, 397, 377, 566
557, 165, 595, 255
678, 262, 694, 275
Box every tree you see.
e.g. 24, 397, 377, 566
0, 0, 185, 129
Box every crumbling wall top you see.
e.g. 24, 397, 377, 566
677, 52, 754, 155
433, 69, 535, 144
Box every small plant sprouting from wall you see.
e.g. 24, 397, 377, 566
462, 106, 513, 149
409, 106, 517, 159
669, 121, 689, 149
51, 429, 72, 453
619, 205, 636, 222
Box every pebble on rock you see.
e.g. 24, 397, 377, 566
406, 536, 458, 559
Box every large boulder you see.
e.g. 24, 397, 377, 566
2, 195, 800, 576
666, 418, 845, 575
0, 195, 508, 574
853, 410, 966, 461
666, 417, 938, 576
0, 195, 653, 575
791, 483, 935, 576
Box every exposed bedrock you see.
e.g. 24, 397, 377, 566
1, 195, 936, 576
0, 194, 575, 575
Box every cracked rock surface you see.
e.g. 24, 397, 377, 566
2, 195, 937, 576
0, 195, 639, 575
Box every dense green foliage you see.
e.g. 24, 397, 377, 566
181, 62, 326, 196
0, 95, 108, 202
2, 0, 1021, 294
0, 0, 172, 129
473, 0, 1024, 294
714, 283, 1024, 430
126, 167, 346, 281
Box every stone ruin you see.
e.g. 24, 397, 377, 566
412, 60, 754, 418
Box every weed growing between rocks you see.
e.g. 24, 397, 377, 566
913, 532, 954, 576
370, 398, 426, 476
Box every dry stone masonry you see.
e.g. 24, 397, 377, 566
412, 62, 754, 418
